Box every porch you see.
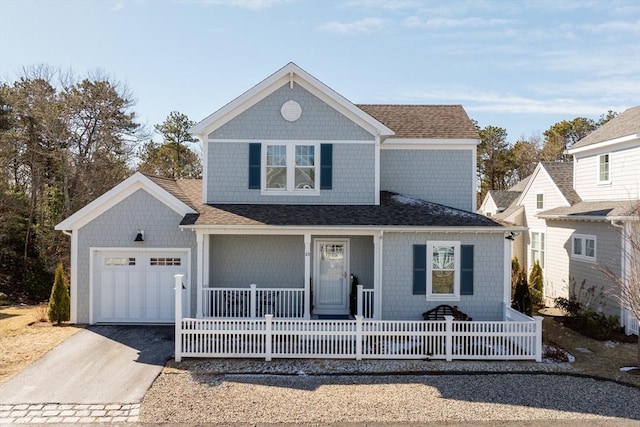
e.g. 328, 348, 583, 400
195, 232, 379, 319
175, 276, 543, 362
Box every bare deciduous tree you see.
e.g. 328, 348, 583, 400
598, 216, 640, 367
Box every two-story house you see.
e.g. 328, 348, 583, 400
540, 106, 639, 333
56, 63, 522, 327
485, 106, 639, 335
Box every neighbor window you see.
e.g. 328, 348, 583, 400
264, 143, 318, 193
530, 231, 545, 269
572, 234, 596, 262
536, 193, 544, 210
598, 154, 610, 183
427, 241, 461, 300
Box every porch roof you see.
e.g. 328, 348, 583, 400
172, 180, 503, 228
537, 199, 640, 221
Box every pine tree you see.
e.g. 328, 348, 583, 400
48, 263, 70, 325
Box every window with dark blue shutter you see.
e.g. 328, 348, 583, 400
248, 143, 261, 189
413, 244, 427, 295
320, 144, 332, 190
460, 245, 474, 295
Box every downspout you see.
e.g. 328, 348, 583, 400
611, 220, 627, 327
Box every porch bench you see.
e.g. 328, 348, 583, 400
422, 304, 472, 321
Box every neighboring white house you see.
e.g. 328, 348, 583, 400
488, 106, 639, 334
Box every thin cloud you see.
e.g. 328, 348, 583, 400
397, 87, 632, 116
197, 0, 290, 10
317, 17, 386, 35
404, 16, 511, 29
110, 1, 125, 12
343, 0, 418, 10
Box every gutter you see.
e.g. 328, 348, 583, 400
179, 224, 527, 234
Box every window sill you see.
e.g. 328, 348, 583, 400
261, 189, 321, 196
571, 255, 596, 263
426, 294, 461, 302
597, 181, 611, 186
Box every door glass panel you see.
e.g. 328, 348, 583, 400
318, 244, 345, 306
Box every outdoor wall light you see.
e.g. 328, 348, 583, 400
134, 229, 144, 242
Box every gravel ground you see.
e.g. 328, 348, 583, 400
140, 360, 640, 425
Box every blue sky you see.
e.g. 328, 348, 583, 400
1, 0, 639, 142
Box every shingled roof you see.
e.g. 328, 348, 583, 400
538, 199, 640, 220
570, 106, 640, 150
166, 180, 503, 228
540, 162, 581, 205
488, 190, 521, 210
357, 105, 480, 140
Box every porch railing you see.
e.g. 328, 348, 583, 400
201, 285, 306, 318
357, 285, 374, 318
201, 284, 375, 319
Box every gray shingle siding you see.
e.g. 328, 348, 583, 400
380, 149, 474, 211
208, 234, 374, 291
381, 232, 505, 321
208, 83, 374, 141
207, 142, 375, 204
209, 235, 304, 288
75, 189, 197, 323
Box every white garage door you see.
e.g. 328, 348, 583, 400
94, 250, 189, 323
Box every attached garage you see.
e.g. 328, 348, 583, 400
92, 249, 190, 324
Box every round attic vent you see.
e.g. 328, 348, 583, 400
281, 100, 302, 122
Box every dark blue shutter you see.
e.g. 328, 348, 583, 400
248, 143, 261, 189
413, 244, 427, 295
320, 144, 332, 190
460, 245, 474, 295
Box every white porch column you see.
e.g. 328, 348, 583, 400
196, 231, 204, 318
373, 231, 383, 320
374, 134, 381, 205
304, 234, 311, 319
503, 233, 512, 309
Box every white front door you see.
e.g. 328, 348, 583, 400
313, 239, 349, 315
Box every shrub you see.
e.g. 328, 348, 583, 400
512, 270, 532, 316
529, 261, 544, 305
0, 292, 9, 305
48, 264, 70, 325
511, 257, 520, 300
554, 278, 619, 340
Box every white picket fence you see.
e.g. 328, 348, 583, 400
175, 276, 543, 362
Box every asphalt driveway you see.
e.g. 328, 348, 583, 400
0, 325, 174, 405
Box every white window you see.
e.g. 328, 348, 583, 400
572, 234, 596, 262
263, 143, 318, 194
150, 257, 181, 266
536, 193, 544, 210
598, 154, 610, 184
427, 241, 461, 301
105, 257, 136, 266
530, 231, 545, 269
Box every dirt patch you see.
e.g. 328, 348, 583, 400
541, 314, 639, 387
0, 305, 81, 384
